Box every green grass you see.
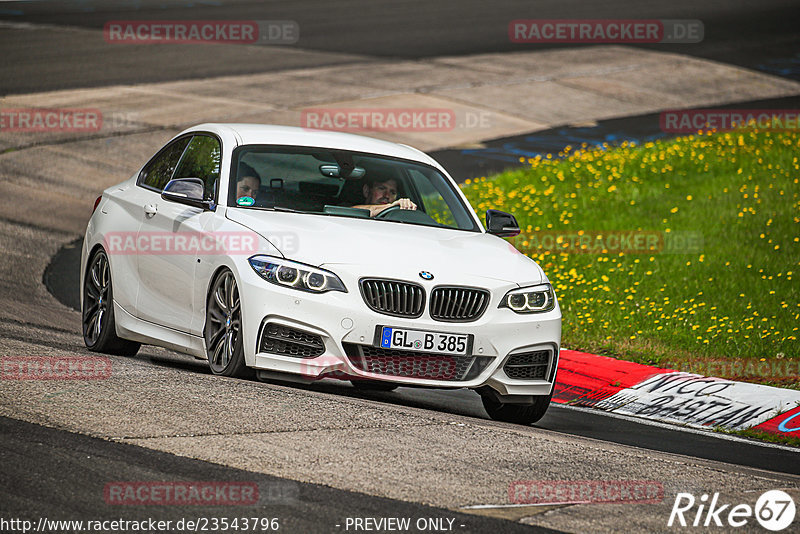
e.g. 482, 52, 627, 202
460, 128, 799, 387
715, 426, 800, 448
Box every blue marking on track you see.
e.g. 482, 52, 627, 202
757, 53, 800, 80
460, 127, 667, 164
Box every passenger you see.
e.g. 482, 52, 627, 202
352, 176, 416, 217
235, 163, 261, 202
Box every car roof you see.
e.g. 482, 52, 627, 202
182, 123, 443, 170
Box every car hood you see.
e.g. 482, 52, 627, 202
226, 209, 544, 286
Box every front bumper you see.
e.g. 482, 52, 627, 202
237, 265, 561, 397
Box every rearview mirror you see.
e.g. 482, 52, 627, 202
319, 164, 366, 179
486, 209, 520, 237
161, 178, 214, 211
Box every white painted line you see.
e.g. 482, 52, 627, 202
0, 20, 91, 33
552, 403, 800, 453
461, 502, 575, 509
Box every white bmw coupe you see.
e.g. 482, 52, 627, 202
81, 124, 561, 424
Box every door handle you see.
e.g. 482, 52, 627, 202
144, 204, 157, 216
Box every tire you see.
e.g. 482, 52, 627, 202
82, 249, 141, 356
350, 380, 399, 392
481, 392, 552, 425
204, 269, 253, 378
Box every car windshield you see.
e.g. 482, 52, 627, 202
228, 146, 479, 231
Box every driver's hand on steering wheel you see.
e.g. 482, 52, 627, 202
390, 198, 417, 210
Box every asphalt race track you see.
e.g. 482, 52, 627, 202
1, 416, 558, 534
1, 0, 799, 93
2, 1, 800, 532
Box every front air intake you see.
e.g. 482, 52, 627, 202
503, 350, 552, 380
343, 343, 492, 381
258, 322, 324, 359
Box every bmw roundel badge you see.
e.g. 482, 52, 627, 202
419, 271, 434, 280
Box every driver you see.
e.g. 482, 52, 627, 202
352, 176, 417, 217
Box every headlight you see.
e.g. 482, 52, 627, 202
500, 284, 555, 313
248, 255, 346, 293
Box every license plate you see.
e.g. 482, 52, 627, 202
378, 326, 471, 355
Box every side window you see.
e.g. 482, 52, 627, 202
173, 135, 221, 200
408, 169, 457, 227
139, 137, 191, 192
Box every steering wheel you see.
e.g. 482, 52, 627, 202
375, 204, 402, 218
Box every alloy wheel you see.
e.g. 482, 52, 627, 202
83, 251, 110, 345
206, 271, 242, 374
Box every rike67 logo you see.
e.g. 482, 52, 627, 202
668, 490, 796, 531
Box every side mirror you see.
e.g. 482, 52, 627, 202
161, 178, 213, 211
486, 209, 520, 237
